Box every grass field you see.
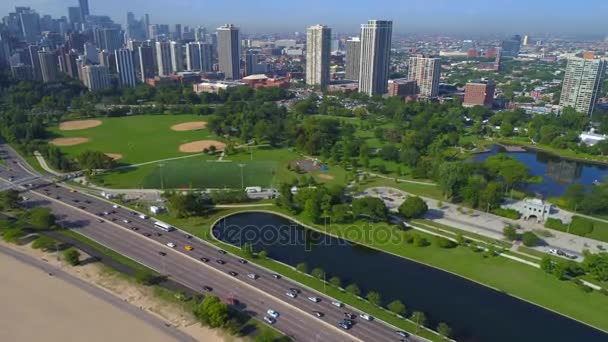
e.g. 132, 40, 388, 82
49, 115, 219, 165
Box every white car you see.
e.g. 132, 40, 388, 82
166, 242, 176, 248
548, 248, 558, 255
247, 273, 259, 280
308, 296, 320, 303
286, 291, 297, 298
112, 204, 119, 209
266, 309, 279, 318
331, 301, 343, 308
122, 219, 131, 223
139, 214, 148, 219
359, 313, 373, 321
263, 316, 276, 324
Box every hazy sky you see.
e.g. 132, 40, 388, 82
3, 0, 608, 35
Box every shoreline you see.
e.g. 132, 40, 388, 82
494, 140, 608, 167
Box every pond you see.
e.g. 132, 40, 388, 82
472, 145, 608, 197
213, 212, 607, 342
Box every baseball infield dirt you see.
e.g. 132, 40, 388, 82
178, 140, 226, 153
59, 120, 103, 131
170, 121, 208, 132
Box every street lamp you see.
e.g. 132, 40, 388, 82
238, 164, 246, 189
158, 163, 165, 190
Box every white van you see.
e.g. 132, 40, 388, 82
139, 214, 149, 219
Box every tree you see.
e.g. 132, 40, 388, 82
540, 256, 554, 274
366, 290, 382, 306
330, 204, 351, 223
437, 162, 467, 200
304, 198, 322, 223
242, 242, 254, 258
398, 196, 428, 219
456, 233, 465, 246
563, 184, 586, 210
26, 207, 56, 230
276, 183, 294, 210
31, 235, 57, 251
352, 197, 387, 221
345, 283, 361, 296
63, 248, 81, 266
311, 267, 325, 280
193, 295, 230, 328
582, 252, 608, 282
387, 300, 406, 316
135, 270, 159, 285
410, 311, 427, 332
503, 225, 519, 241
437, 322, 452, 340
258, 250, 268, 260
329, 276, 341, 288
0, 189, 21, 209
76, 150, 115, 170
521, 231, 540, 247
296, 262, 308, 274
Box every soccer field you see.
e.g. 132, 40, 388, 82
141, 159, 279, 189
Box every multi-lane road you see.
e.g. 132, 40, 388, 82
0, 142, 421, 342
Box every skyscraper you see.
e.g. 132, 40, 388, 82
96, 28, 122, 52
217, 24, 240, 80
358, 20, 392, 96
170, 41, 183, 73
82, 65, 111, 91
115, 48, 137, 87
67, 7, 83, 26
79, 0, 90, 19
186, 42, 212, 71
501, 35, 521, 58
19, 9, 41, 43
38, 50, 59, 83
138, 44, 155, 81
345, 37, 361, 81
245, 50, 259, 76
27, 44, 42, 80
559, 57, 607, 116
155, 41, 172, 76
306, 24, 331, 87
408, 55, 441, 97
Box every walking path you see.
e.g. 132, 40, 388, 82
34, 151, 64, 176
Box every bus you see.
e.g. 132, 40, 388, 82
154, 221, 174, 232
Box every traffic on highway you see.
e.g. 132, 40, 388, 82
0, 142, 420, 342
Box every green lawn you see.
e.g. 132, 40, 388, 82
49, 114, 219, 165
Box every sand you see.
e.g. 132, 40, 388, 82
0, 242, 238, 342
179, 140, 226, 153
59, 119, 103, 131
105, 153, 123, 160
50, 137, 90, 146
171, 121, 208, 131
318, 174, 335, 180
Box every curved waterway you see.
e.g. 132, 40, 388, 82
212, 212, 608, 342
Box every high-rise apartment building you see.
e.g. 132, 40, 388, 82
463, 80, 496, 108
559, 57, 607, 116
217, 24, 240, 80
345, 37, 361, 81
38, 50, 59, 83
67, 7, 83, 26
358, 20, 392, 96
186, 42, 213, 71
19, 9, 41, 43
27, 44, 42, 80
115, 48, 137, 87
96, 28, 122, 52
408, 55, 441, 97
138, 44, 155, 81
305, 24, 331, 87
79, 0, 90, 19
155, 41, 172, 76
501, 35, 521, 58
82, 65, 111, 91
170, 41, 183, 73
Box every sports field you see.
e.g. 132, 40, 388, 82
48, 115, 221, 165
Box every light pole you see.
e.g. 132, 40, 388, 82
238, 164, 246, 189
158, 163, 165, 190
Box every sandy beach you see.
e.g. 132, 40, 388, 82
0, 242, 239, 342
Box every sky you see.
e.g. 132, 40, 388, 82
3, 0, 608, 36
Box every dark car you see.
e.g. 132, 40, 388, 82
344, 313, 356, 319
158, 251, 167, 256
313, 311, 324, 318
155, 232, 162, 237
200, 257, 209, 263
228, 271, 238, 277
218, 250, 227, 255
72, 199, 79, 203
238, 259, 247, 264
131, 227, 139, 231
272, 273, 281, 279
396, 330, 409, 338
84, 200, 91, 204
216, 259, 226, 265
185, 234, 192, 239
289, 288, 301, 294
78, 206, 85, 209
202, 286, 213, 292
143, 233, 152, 237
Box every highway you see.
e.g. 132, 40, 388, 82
0, 142, 421, 342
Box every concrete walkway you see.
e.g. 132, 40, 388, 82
34, 151, 64, 176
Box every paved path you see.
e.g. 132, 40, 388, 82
34, 151, 64, 176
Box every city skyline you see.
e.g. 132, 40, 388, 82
2, 0, 608, 36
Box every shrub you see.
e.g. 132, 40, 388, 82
402, 231, 414, 244
545, 218, 567, 232
491, 208, 521, 220
63, 248, 81, 266
295, 262, 308, 274
433, 236, 456, 248
345, 283, 361, 296
569, 217, 594, 236
387, 299, 406, 316
521, 232, 541, 247
503, 225, 519, 241
413, 234, 430, 247
398, 196, 428, 219
31, 236, 57, 251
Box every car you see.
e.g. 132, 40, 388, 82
112, 204, 119, 209
286, 291, 297, 298
342, 319, 354, 326
122, 219, 131, 224
338, 322, 351, 330
238, 258, 247, 264
200, 257, 209, 262
72, 199, 79, 203
131, 227, 139, 231
21, 196, 29, 201
289, 288, 301, 294
166, 242, 176, 248
155, 232, 162, 237
158, 251, 167, 256
263, 316, 276, 324
202, 286, 213, 292
184, 234, 192, 239
396, 330, 409, 337
96, 219, 104, 223
228, 271, 238, 277
184, 245, 194, 251
110, 210, 117, 214
84, 200, 91, 204
69, 189, 76, 193
103, 211, 110, 215
218, 250, 227, 254
313, 311, 324, 318
78, 206, 85, 209
55, 196, 61, 199
247, 273, 258, 280
272, 273, 281, 279
110, 217, 117, 221
308, 296, 320, 303
266, 309, 279, 318
216, 259, 225, 264
344, 313, 356, 319
143, 233, 152, 237
139, 214, 148, 219
359, 313, 373, 321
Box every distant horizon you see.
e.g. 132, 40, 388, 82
2, 0, 608, 38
